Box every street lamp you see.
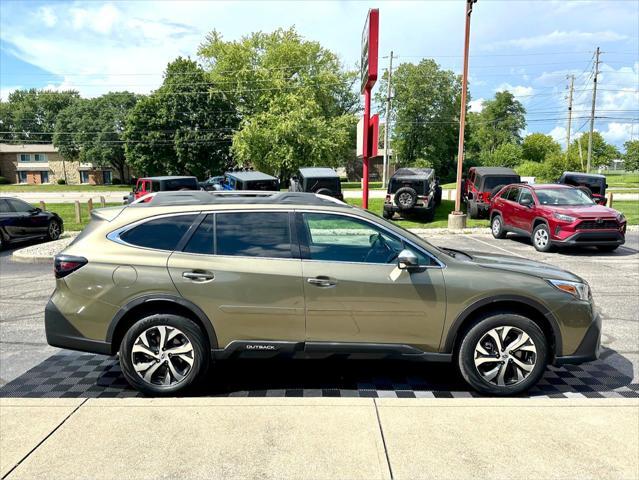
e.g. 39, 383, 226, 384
448, 0, 477, 230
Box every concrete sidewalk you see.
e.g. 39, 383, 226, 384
1, 398, 637, 479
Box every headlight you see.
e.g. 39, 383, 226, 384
547, 279, 590, 301
553, 212, 575, 222
617, 212, 626, 222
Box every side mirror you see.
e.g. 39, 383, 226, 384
30, 207, 41, 214
397, 249, 419, 270
605, 183, 609, 189
520, 197, 533, 208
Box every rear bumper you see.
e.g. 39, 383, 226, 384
45, 299, 112, 355
384, 200, 434, 215
554, 311, 602, 365
552, 231, 625, 247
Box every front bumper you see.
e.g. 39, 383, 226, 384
554, 311, 602, 365
45, 299, 112, 355
552, 231, 625, 247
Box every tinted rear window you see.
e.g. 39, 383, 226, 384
120, 215, 196, 250
0, 199, 10, 214
183, 214, 214, 254
216, 212, 291, 258
243, 180, 279, 191
163, 179, 198, 191
483, 176, 520, 190
389, 179, 427, 194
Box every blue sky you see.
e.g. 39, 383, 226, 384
1, 0, 637, 147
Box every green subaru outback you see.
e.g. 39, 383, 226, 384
45, 191, 601, 396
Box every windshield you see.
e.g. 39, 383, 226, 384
535, 188, 595, 206
482, 176, 520, 190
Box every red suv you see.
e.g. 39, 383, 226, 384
489, 184, 626, 252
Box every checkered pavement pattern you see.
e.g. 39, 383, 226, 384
1, 351, 637, 399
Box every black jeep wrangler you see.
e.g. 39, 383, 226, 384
557, 171, 608, 205
223, 170, 280, 191
289, 167, 344, 200
383, 168, 441, 221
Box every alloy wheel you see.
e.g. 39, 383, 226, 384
49, 222, 61, 239
492, 217, 501, 236
534, 228, 548, 248
473, 326, 537, 387
131, 325, 195, 387
399, 193, 411, 206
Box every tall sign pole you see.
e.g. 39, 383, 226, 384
450, 0, 476, 229
360, 8, 379, 210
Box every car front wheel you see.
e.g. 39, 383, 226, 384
491, 215, 506, 239
532, 223, 553, 252
120, 314, 209, 395
458, 314, 548, 396
47, 220, 62, 241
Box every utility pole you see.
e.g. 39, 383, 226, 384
565, 74, 574, 162
586, 46, 601, 173
449, 0, 477, 229
382, 51, 394, 188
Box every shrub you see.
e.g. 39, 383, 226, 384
0, 176, 10, 185
515, 160, 546, 179
111, 178, 122, 185
57, 178, 67, 185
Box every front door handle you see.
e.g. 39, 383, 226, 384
307, 276, 336, 287
182, 271, 215, 282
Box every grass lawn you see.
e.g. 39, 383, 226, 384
602, 173, 639, 188
612, 201, 639, 225
341, 181, 383, 189
37, 202, 121, 231
346, 198, 490, 229
1, 184, 131, 192
440, 182, 457, 189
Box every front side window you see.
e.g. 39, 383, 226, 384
302, 213, 433, 265
183, 214, 214, 255
19, 154, 31, 162
518, 189, 534, 205
7, 198, 33, 213
216, 212, 291, 258
119, 214, 196, 251
505, 187, 519, 202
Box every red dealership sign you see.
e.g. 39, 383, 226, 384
360, 8, 379, 94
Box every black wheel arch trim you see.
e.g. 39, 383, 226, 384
106, 294, 219, 352
442, 294, 563, 356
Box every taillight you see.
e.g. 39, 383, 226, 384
385, 194, 390, 202
54, 255, 87, 279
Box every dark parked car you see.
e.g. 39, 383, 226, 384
383, 168, 441, 221
199, 176, 225, 192
463, 167, 521, 219
489, 183, 626, 252
289, 167, 343, 200
125, 176, 199, 204
0, 197, 63, 250
558, 171, 608, 205
223, 171, 280, 191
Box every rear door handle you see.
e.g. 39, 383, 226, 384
307, 276, 336, 287
182, 271, 215, 282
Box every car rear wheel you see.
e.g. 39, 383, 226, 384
47, 220, 61, 241
532, 223, 553, 252
468, 200, 479, 219
458, 314, 548, 395
491, 215, 506, 239
120, 314, 209, 395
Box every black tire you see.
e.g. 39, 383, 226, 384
46, 220, 62, 241
531, 223, 553, 252
596, 245, 619, 252
434, 186, 442, 206
468, 200, 479, 219
315, 188, 333, 196
394, 187, 417, 210
491, 214, 507, 239
0, 235, 4, 251
120, 314, 209, 395
457, 313, 548, 396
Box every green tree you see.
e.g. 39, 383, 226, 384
1, 89, 80, 143
375, 59, 464, 180
124, 58, 239, 178
53, 92, 139, 181
198, 28, 358, 177
522, 133, 561, 163
467, 91, 526, 158
566, 132, 620, 170
623, 139, 639, 172
480, 143, 523, 168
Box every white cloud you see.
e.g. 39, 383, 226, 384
70, 4, 120, 34
599, 123, 636, 145
0, 85, 20, 101
469, 98, 484, 113
548, 126, 567, 144
38, 6, 57, 27
486, 30, 628, 50
495, 83, 534, 98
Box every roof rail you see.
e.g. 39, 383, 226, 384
129, 190, 351, 208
